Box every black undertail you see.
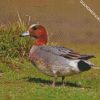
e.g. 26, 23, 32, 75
78, 60, 91, 72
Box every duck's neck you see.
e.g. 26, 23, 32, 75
35, 35, 48, 46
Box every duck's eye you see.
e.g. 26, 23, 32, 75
33, 26, 39, 30
33, 26, 37, 30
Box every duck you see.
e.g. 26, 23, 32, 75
20, 24, 95, 86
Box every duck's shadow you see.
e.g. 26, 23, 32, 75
23, 77, 91, 88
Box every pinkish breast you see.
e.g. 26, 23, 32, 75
29, 46, 39, 61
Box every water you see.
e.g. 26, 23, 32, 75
0, 0, 100, 43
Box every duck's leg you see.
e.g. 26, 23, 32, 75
52, 75, 57, 87
62, 76, 65, 86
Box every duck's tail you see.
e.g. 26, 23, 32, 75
79, 55, 95, 60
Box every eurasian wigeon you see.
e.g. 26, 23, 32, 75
20, 24, 95, 86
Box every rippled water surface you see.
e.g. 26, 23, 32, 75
0, 0, 100, 43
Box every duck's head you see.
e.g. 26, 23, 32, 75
20, 24, 48, 45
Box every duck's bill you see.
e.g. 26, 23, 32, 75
20, 31, 30, 37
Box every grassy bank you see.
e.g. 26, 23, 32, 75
0, 23, 100, 100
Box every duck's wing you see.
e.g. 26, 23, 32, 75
40, 46, 95, 60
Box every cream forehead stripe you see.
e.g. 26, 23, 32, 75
29, 24, 39, 28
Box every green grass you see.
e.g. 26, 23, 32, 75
0, 24, 100, 100
0, 59, 100, 100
